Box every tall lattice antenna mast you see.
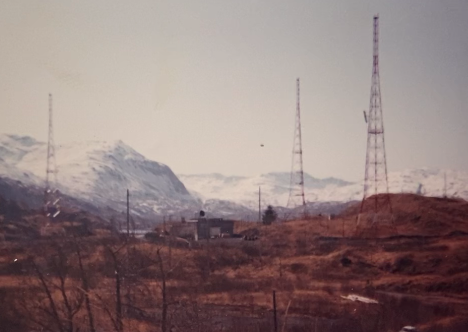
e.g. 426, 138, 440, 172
359, 15, 392, 220
44, 93, 60, 218
287, 78, 306, 215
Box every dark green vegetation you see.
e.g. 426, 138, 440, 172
262, 205, 278, 225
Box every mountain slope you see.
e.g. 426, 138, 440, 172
178, 169, 468, 210
2, 134, 466, 220
0, 134, 199, 217
178, 172, 352, 209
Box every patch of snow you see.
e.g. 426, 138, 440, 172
399, 326, 418, 332
341, 294, 379, 304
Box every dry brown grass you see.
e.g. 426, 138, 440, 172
1, 194, 468, 331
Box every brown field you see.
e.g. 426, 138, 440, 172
1, 194, 468, 332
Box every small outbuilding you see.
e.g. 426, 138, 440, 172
197, 218, 234, 240
170, 217, 234, 241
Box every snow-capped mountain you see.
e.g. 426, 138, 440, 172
178, 169, 468, 209
304, 168, 468, 203
178, 172, 353, 209
0, 134, 199, 217
1, 134, 466, 220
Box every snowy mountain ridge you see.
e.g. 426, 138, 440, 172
0, 134, 199, 217
1, 134, 467, 220
178, 168, 468, 211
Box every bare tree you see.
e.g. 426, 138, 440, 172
48, 244, 83, 332
156, 248, 168, 332
31, 258, 65, 332
106, 243, 126, 332
136, 245, 189, 332
21, 241, 84, 332
74, 236, 96, 332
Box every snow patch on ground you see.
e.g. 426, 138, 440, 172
341, 294, 379, 304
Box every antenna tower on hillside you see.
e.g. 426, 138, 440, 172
287, 78, 306, 216
359, 15, 392, 223
44, 93, 60, 218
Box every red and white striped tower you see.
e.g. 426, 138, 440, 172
359, 15, 392, 221
287, 78, 306, 216
44, 93, 60, 218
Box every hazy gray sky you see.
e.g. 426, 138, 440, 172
0, 0, 467, 181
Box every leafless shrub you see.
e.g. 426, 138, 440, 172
289, 263, 308, 274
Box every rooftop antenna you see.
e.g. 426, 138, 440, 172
358, 15, 393, 227
44, 94, 60, 218
287, 78, 307, 218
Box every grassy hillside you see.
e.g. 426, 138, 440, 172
0, 194, 467, 332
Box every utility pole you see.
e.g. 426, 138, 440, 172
272, 290, 278, 332
258, 186, 261, 223
125, 189, 131, 318
444, 172, 447, 198
126, 189, 130, 238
